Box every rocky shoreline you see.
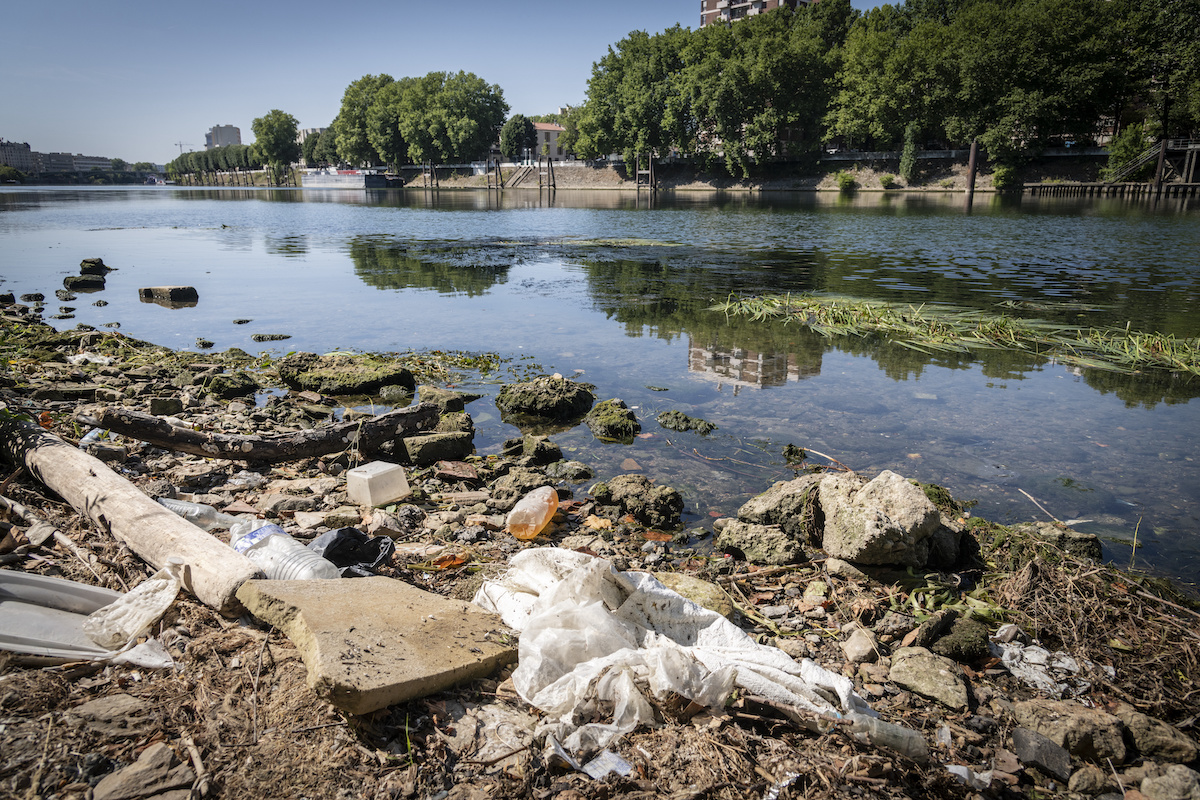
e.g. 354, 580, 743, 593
1, 289, 1198, 800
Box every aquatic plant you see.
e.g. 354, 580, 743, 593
710, 293, 1200, 377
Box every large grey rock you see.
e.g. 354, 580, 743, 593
501, 435, 562, 466
1112, 702, 1199, 764
1013, 698, 1126, 763
276, 352, 415, 395
93, 742, 194, 800
591, 474, 683, 529
417, 384, 466, 413
237, 576, 517, 715
1142, 765, 1200, 800
714, 520, 805, 565
736, 475, 823, 542
495, 376, 594, 420
888, 646, 969, 710
819, 470, 939, 567
490, 467, 556, 509
841, 626, 880, 664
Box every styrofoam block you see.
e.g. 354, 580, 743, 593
346, 461, 411, 506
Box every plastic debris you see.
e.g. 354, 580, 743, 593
84, 558, 183, 650
474, 548, 878, 753
308, 527, 396, 578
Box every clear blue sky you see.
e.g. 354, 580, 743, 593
2, 0, 881, 166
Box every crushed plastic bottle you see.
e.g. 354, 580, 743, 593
229, 521, 340, 580
845, 712, 930, 763
506, 486, 559, 541
157, 497, 240, 532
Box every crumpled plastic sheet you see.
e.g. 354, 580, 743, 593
474, 548, 875, 753
990, 637, 1114, 699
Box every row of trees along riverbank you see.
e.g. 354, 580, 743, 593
169, 0, 1198, 185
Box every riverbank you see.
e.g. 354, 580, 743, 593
2, 299, 1198, 799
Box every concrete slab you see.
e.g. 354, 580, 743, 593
236, 576, 517, 715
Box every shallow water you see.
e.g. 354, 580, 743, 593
2, 186, 1198, 588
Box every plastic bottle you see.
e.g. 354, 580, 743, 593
506, 486, 559, 541
845, 712, 930, 764
158, 497, 241, 532
229, 521, 340, 580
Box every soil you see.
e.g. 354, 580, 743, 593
1, 299, 1197, 800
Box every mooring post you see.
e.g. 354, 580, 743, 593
1153, 139, 1167, 196
966, 139, 979, 209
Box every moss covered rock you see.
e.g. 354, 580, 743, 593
495, 376, 594, 420
656, 410, 716, 434
585, 398, 641, 441
276, 352, 415, 396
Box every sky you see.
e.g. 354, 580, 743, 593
1, 0, 880, 166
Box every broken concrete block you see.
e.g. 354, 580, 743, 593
236, 576, 516, 715
346, 460, 411, 506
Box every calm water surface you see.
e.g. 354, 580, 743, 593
2, 186, 1198, 588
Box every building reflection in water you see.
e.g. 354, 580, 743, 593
688, 339, 822, 395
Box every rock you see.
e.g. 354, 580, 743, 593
236, 576, 517, 715
544, 460, 594, 481
257, 493, 318, 513
928, 515, 965, 568
1012, 727, 1073, 781
148, 397, 184, 417
656, 410, 716, 434
714, 520, 805, 565
435, 411, 474, 435
65, 275, 106, 291
495, 376, 594, 420
1013, 698, 1126, 762
874, 611, 918, 641
138, 286, 196, 302
490, 468, 556, 508
93, 742, 194, 800
819, 470, 940, 567
501, 435, 562, 466
591, 474, 683, 529
931, 616, 991, 663
1011, 521, 1103, 562
276, 352, 415, 395
888, 646, 970, 710
402, 432, 474, 466
901, 608, 958, 648
80, 257, 113, 274
418, 384, 466, 413
68, 695, 155, 738
824, 558, 869, 580
85, 442, 128, 462
653, 572, 734, 618
1141, 765, 1200, 800
841, 626, 880, 663
736, 475, 823, 543
201, 370, 257, 399
585, 398, 641, 441
1111, 702, 1199, 764
1070, 764, 1119, 795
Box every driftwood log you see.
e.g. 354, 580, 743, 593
75, 402, 440, 463
0, 416, 260, 614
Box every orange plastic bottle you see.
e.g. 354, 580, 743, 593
506, 486, 559, 540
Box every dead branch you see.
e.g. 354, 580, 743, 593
75, 402, 440, 463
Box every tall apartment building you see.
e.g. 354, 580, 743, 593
700, 0, 809, 26
205, 125, 242, 150
0, 139, 37, 173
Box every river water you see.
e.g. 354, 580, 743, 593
2, 186, 1198, 588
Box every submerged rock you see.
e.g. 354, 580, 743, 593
585, 398, 641, 441
656, 409, 716, 434
495, 376, 594, 420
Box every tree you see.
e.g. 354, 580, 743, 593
0, 165, 26, 183
499, 114, 536, 160
366, 77, 416, 169
393, 71, 507, 165
301, 132, 320, 166
109, 158, 128, 172
131, 161, 155, 173
251, 109, 301, 185
313, 127, 340, 167
335, 74, 394, 166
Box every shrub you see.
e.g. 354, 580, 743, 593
991, 164, 1019, 191
880, 173, 896, 189
899, 121, 919, 183
836, 171, 857, 192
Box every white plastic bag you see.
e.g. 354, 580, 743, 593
474, 548, 874, 752
83, 559, 183, 650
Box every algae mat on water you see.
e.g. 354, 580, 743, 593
711, 293, 1200, 377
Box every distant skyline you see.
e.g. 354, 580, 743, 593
2, 0, 883, 166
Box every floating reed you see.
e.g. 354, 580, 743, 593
710, 293, 1200, 377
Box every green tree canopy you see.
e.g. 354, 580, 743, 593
499, 114, 536, 160
251, 109, 302, 185
335, 74, 394, 166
